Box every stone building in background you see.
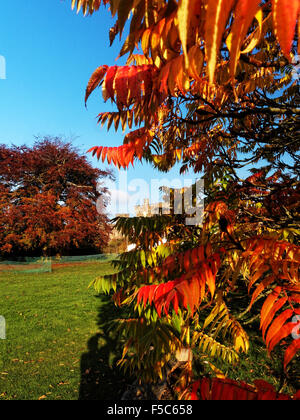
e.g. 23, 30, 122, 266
135, 199, 169, 217
107, 200, 170, 253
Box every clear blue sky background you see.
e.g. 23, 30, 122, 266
0, 0, 200, 215
0, 0, 127, 149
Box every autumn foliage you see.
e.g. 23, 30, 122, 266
0, 138, 112, 257
190, 377, 300, 400
72, 0, 299, 399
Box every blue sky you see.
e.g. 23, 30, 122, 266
0, 0, 199, 215
0, 1, 125, 147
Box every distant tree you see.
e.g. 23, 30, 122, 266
0, 137, 113, 257
103, 238, 128, 255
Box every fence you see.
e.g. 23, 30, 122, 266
0, 254, 119, 274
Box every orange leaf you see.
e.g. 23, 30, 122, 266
96, 146, 103, 160
177, 278, 194, 313
249, 274, 275, 309
127, 66, 140, 104
177, 0, 202, 68
205, 0, 235, 83
177, 0, 190, 66
158, 61, 172, 95
268, 322, 295, 353
284, 339, 300, 370
190, 275, 200, 310
203, 262, 215, 298
187, 46, 204, 81
229, 0, 261, 77
261, 297, 288, 340
273, 0, 300, 59
265, 308, 294, 349
101, 147, 108, 163
260, 286, 282, 328
85, 65, 108, 104
248, 264, 270, 292
87, 146, 98, 157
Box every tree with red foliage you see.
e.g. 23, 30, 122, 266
0, 137, 113, 257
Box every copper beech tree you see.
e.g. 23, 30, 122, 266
72, 0, 299, 399
0, 137, 113, 257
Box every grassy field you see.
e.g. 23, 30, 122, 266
0, 261, 298, 400
0, 262, 129, 400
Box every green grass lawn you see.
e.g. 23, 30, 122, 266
0, 262, 129, 400
0, 262, 298, 400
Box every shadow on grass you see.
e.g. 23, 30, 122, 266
79, 295, 133, 400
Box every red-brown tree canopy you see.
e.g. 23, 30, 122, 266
0, 137, 113, 257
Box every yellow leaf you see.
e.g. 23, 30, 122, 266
141, 28, 152, 57
175, 149, 182, 160
235, 336, 245, 353
177, 0, 191, 68
206, 361, 226, 379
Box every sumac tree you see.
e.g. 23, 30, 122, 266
71, 0, 299, 399
0, 137, 113, 257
